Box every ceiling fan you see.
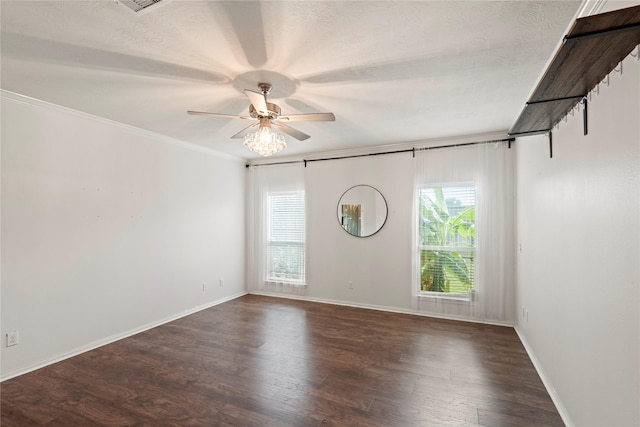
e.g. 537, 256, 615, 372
187, 83, 335, 148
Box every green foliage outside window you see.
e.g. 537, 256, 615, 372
418, 187, 475, 293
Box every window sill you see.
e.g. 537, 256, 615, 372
265, 280, 307, 287
418, 291, 475, 302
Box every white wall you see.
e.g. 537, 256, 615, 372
305, 153, 415, 309
515, 51, 639, 426
256, 139, 515, 325
1, 92, 246, 379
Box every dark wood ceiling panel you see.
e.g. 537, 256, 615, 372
510, 5, 640, 136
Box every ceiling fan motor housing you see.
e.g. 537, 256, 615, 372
249, 103, 281, 119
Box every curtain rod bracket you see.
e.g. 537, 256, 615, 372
582, 97, 588, 136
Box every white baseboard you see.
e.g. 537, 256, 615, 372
249, 291, 513, 328
0, 291, 248, 382
514, 326, 574, 427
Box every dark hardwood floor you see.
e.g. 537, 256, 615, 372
1, 294, 564, 426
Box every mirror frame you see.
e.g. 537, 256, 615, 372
337, 184, 388, 238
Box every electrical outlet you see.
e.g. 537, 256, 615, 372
348, 281, 354, 290
6, 331, 18, 347
522, 307, 526, 318
526, 310, 529, 323
202, 283, 206, 291
219, 278, 224, 287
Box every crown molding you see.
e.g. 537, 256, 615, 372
576, 0, 607, 17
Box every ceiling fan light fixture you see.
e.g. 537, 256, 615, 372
243, 122, 286, 157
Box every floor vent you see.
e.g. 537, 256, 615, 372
117, 0, 167, 15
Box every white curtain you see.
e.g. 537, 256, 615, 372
247, 162, 306, 295
412, 142, 515, 323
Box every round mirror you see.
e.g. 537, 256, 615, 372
337, 185, 388, 237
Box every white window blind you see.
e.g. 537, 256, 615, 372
418, 185, 476, 296
267, 191, 305, 284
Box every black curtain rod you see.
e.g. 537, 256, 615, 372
563, 22, 640, 42
245, 137, 515, 168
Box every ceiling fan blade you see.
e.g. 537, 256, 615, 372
273, 122, 310, 141
278, 113, 335, 122
231, 122, 260, 139
187, 111, 251, 120
245, 90, 269, 116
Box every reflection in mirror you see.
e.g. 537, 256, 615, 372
341, 204, 361, 236
337, 185, 388, 237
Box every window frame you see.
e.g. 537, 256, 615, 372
417, 183, 476, 301
266, 190, 306, 285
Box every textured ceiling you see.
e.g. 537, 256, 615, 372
0, 1, 582, 159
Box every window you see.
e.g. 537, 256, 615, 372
417, 185, 475, 297
267, 191, 305, 284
